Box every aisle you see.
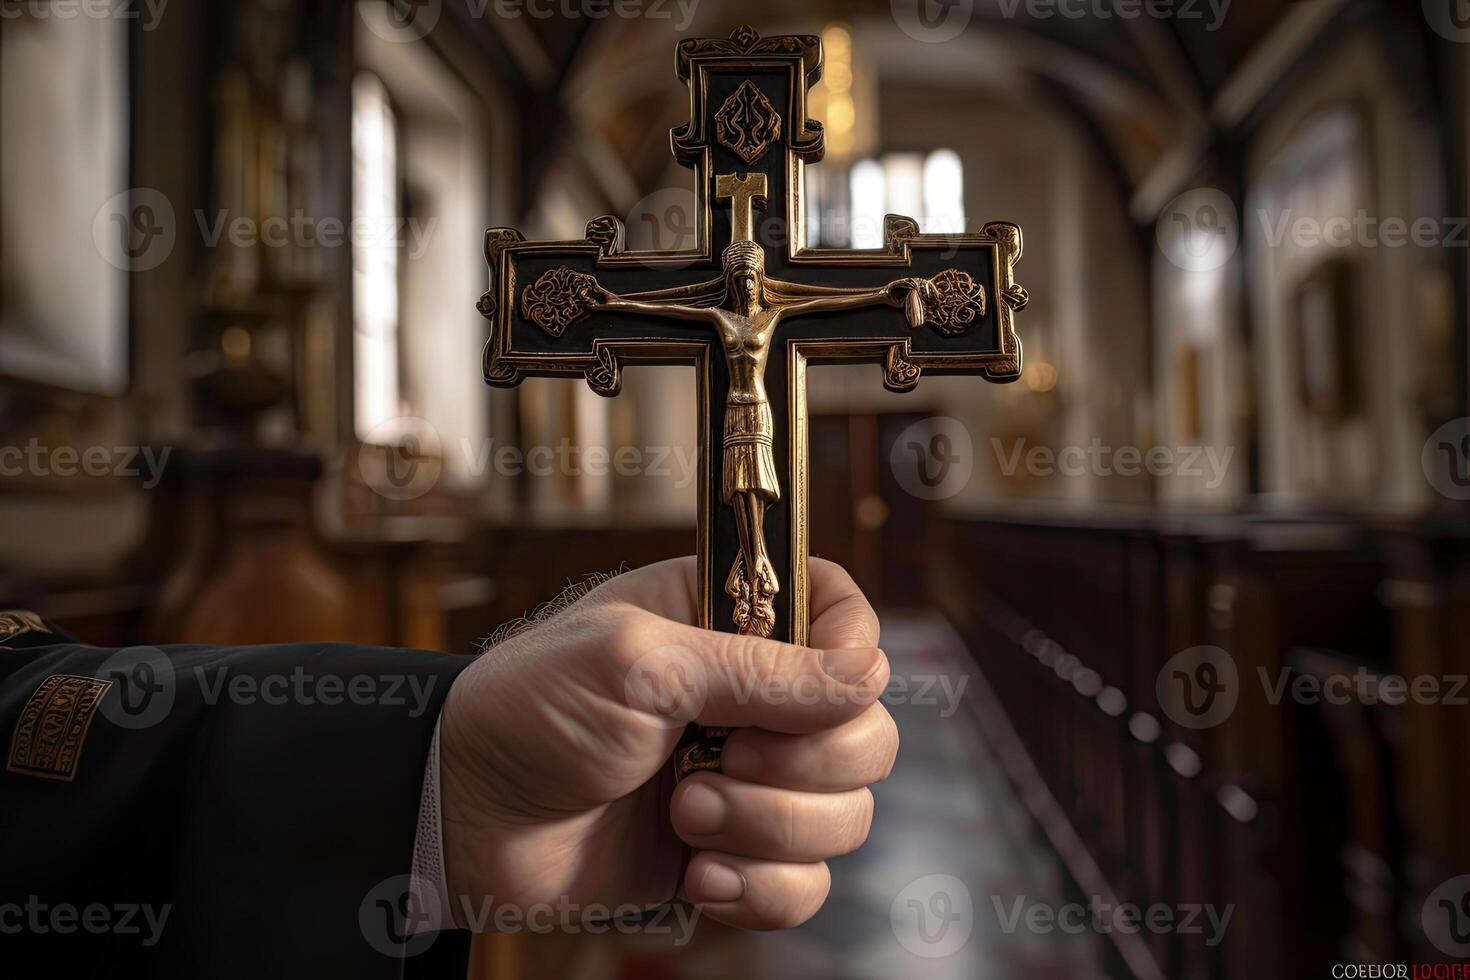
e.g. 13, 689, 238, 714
582, 611, 1113, 980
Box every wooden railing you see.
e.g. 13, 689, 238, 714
933, 510, 1470, 978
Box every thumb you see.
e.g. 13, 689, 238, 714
668, 623, 889, 734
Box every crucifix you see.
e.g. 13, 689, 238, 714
478, 25, 1028, 777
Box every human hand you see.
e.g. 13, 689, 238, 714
907, 277, 940, 303
439, 557, 896, 931
887, 277, 936, 306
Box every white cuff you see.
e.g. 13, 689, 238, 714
408, 719, 456, 932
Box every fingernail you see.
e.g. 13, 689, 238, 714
678, 782, 729, 836
696, 861, 746, 903
820, 647, 884, 686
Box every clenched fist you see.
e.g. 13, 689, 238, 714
439, 557, 898, 931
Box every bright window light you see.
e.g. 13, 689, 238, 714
839, 150, 964, 248
849, 158, 886, 249
351, 72, 402, 442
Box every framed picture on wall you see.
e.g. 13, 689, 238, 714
1293, 257, 1359, 421
0, 11, 131, 396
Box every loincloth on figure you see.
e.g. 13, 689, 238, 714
722, 400, 780, 503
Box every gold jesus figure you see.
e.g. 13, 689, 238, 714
575, 240, 943, 637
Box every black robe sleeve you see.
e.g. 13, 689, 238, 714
0, 613, 475, 979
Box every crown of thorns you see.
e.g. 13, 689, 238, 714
723, 240, 765, 270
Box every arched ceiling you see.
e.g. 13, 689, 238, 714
440, 0, 1434, 222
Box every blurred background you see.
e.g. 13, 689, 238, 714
2, 0, 1468, 977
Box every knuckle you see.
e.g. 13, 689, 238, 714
779, 791, 803, 854
837, 602, 880, 647
718, 632, 776, 690
872, 710, 901, 780
838, 708, 899, 782
845, 789, 875, 847
606, 606, 657, 664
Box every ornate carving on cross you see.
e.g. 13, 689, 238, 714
479, 25, 1027, 776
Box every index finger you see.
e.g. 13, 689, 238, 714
605, 556, 879, 650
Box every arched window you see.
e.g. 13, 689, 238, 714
351, 71, 402, 442
826, 149, 965, 249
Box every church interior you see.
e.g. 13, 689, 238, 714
2, 0, 1468, 976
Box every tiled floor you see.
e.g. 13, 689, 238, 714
573, 611, 1112, 980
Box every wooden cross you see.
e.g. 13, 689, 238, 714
478, 25, 1027, 774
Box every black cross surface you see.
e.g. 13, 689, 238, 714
479, 25, 1027, 649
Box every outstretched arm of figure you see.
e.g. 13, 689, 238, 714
771, 277, 936, 319
589, 280, 722, 323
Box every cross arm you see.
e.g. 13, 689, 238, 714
478, 220, 728, 397
763, 220, 1029, 388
